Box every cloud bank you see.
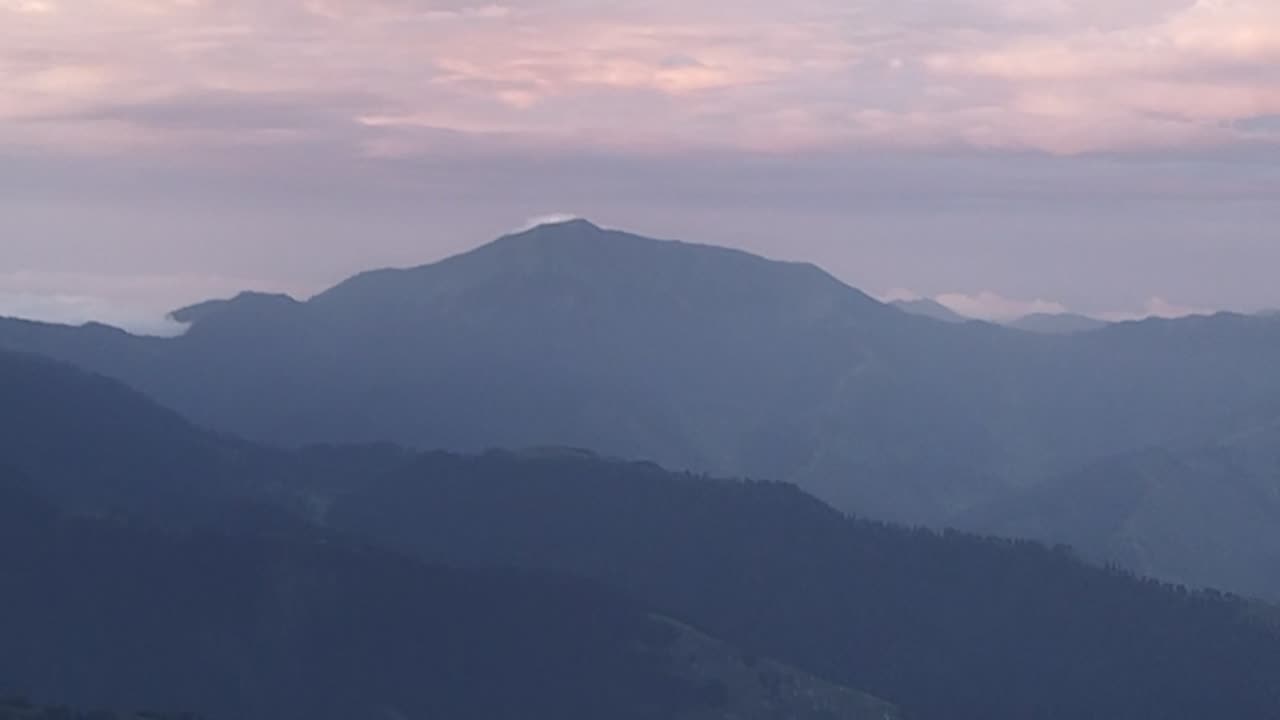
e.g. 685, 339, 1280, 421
0, 291, 188, 336
914, 290, 1212, 323
3, 0, 1278, 157
936, 291, 1070, 322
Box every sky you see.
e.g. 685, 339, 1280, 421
2, 0, 1278, 333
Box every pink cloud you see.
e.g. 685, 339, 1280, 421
2, 0, 1278, 155
1101, 297, 1212, 321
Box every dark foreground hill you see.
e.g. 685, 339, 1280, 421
0, 476, 894, 720
4, 350, 1280, 720
321, 451, 1280, 720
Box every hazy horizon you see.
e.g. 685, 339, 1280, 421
3, 0, 1278, 332
2, 213, 1274, 335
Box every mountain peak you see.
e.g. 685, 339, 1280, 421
500, 217, 604, 243
170, 291, 300, 326
1006, 312, 1109, 335
301, 222, 889, 327
496, 216, 619, 249
528, 216, 600, 232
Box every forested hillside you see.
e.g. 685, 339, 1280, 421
325, 450, 1280, 720
0, 480, 893, 720
4, 348, 1280, 720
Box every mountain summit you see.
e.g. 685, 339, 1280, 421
308, 218, 883, 324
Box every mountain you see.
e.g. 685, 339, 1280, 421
0, 350, 899, 720
0, 349, 226, 513
0, 349, 382, 528
322, 450, 1280, 720
168, 292, 301, 325
0, 462, 895, 720
892, 302, 1110, 335
960, 410, 1280, 598
1005, 312, 1109, 334
0, 220, 1012, 522
5, 349, 1280, 719
3, 484, 901, 720
890, 298, 969, 323
6, 220, 1280, 531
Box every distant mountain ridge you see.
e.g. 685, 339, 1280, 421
891, 299, 1110, 335
1005, 312, 1109, 334
890, 298, 970, 323
3, 220, 960, 518
170, 292, 300, 325
5, 219, 1280, 588
961, 407, 1280, 598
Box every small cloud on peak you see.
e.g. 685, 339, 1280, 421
1101, 296, 1210, 322
514, 213, 586, 233
518, 212, 581, 230
1144, 296, 1206, 319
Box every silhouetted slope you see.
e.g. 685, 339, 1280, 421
0, 483, 896, 720
1005, 312, 1108, 334
170, 292, 301, 326
963, 411, 1280, 598
0, 489, 704, 720
325, 451, 1280, 720
890, 298, 969, 323
5, 350, 1280, 718
0, 351, 899, 720
0, 350, 225, 513
0, 350, 406, 528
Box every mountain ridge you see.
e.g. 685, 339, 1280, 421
5, 222, 1280, 564
1005, 312, 1109, 334
890, 298, 970, 323
961, 409, 1280, 597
